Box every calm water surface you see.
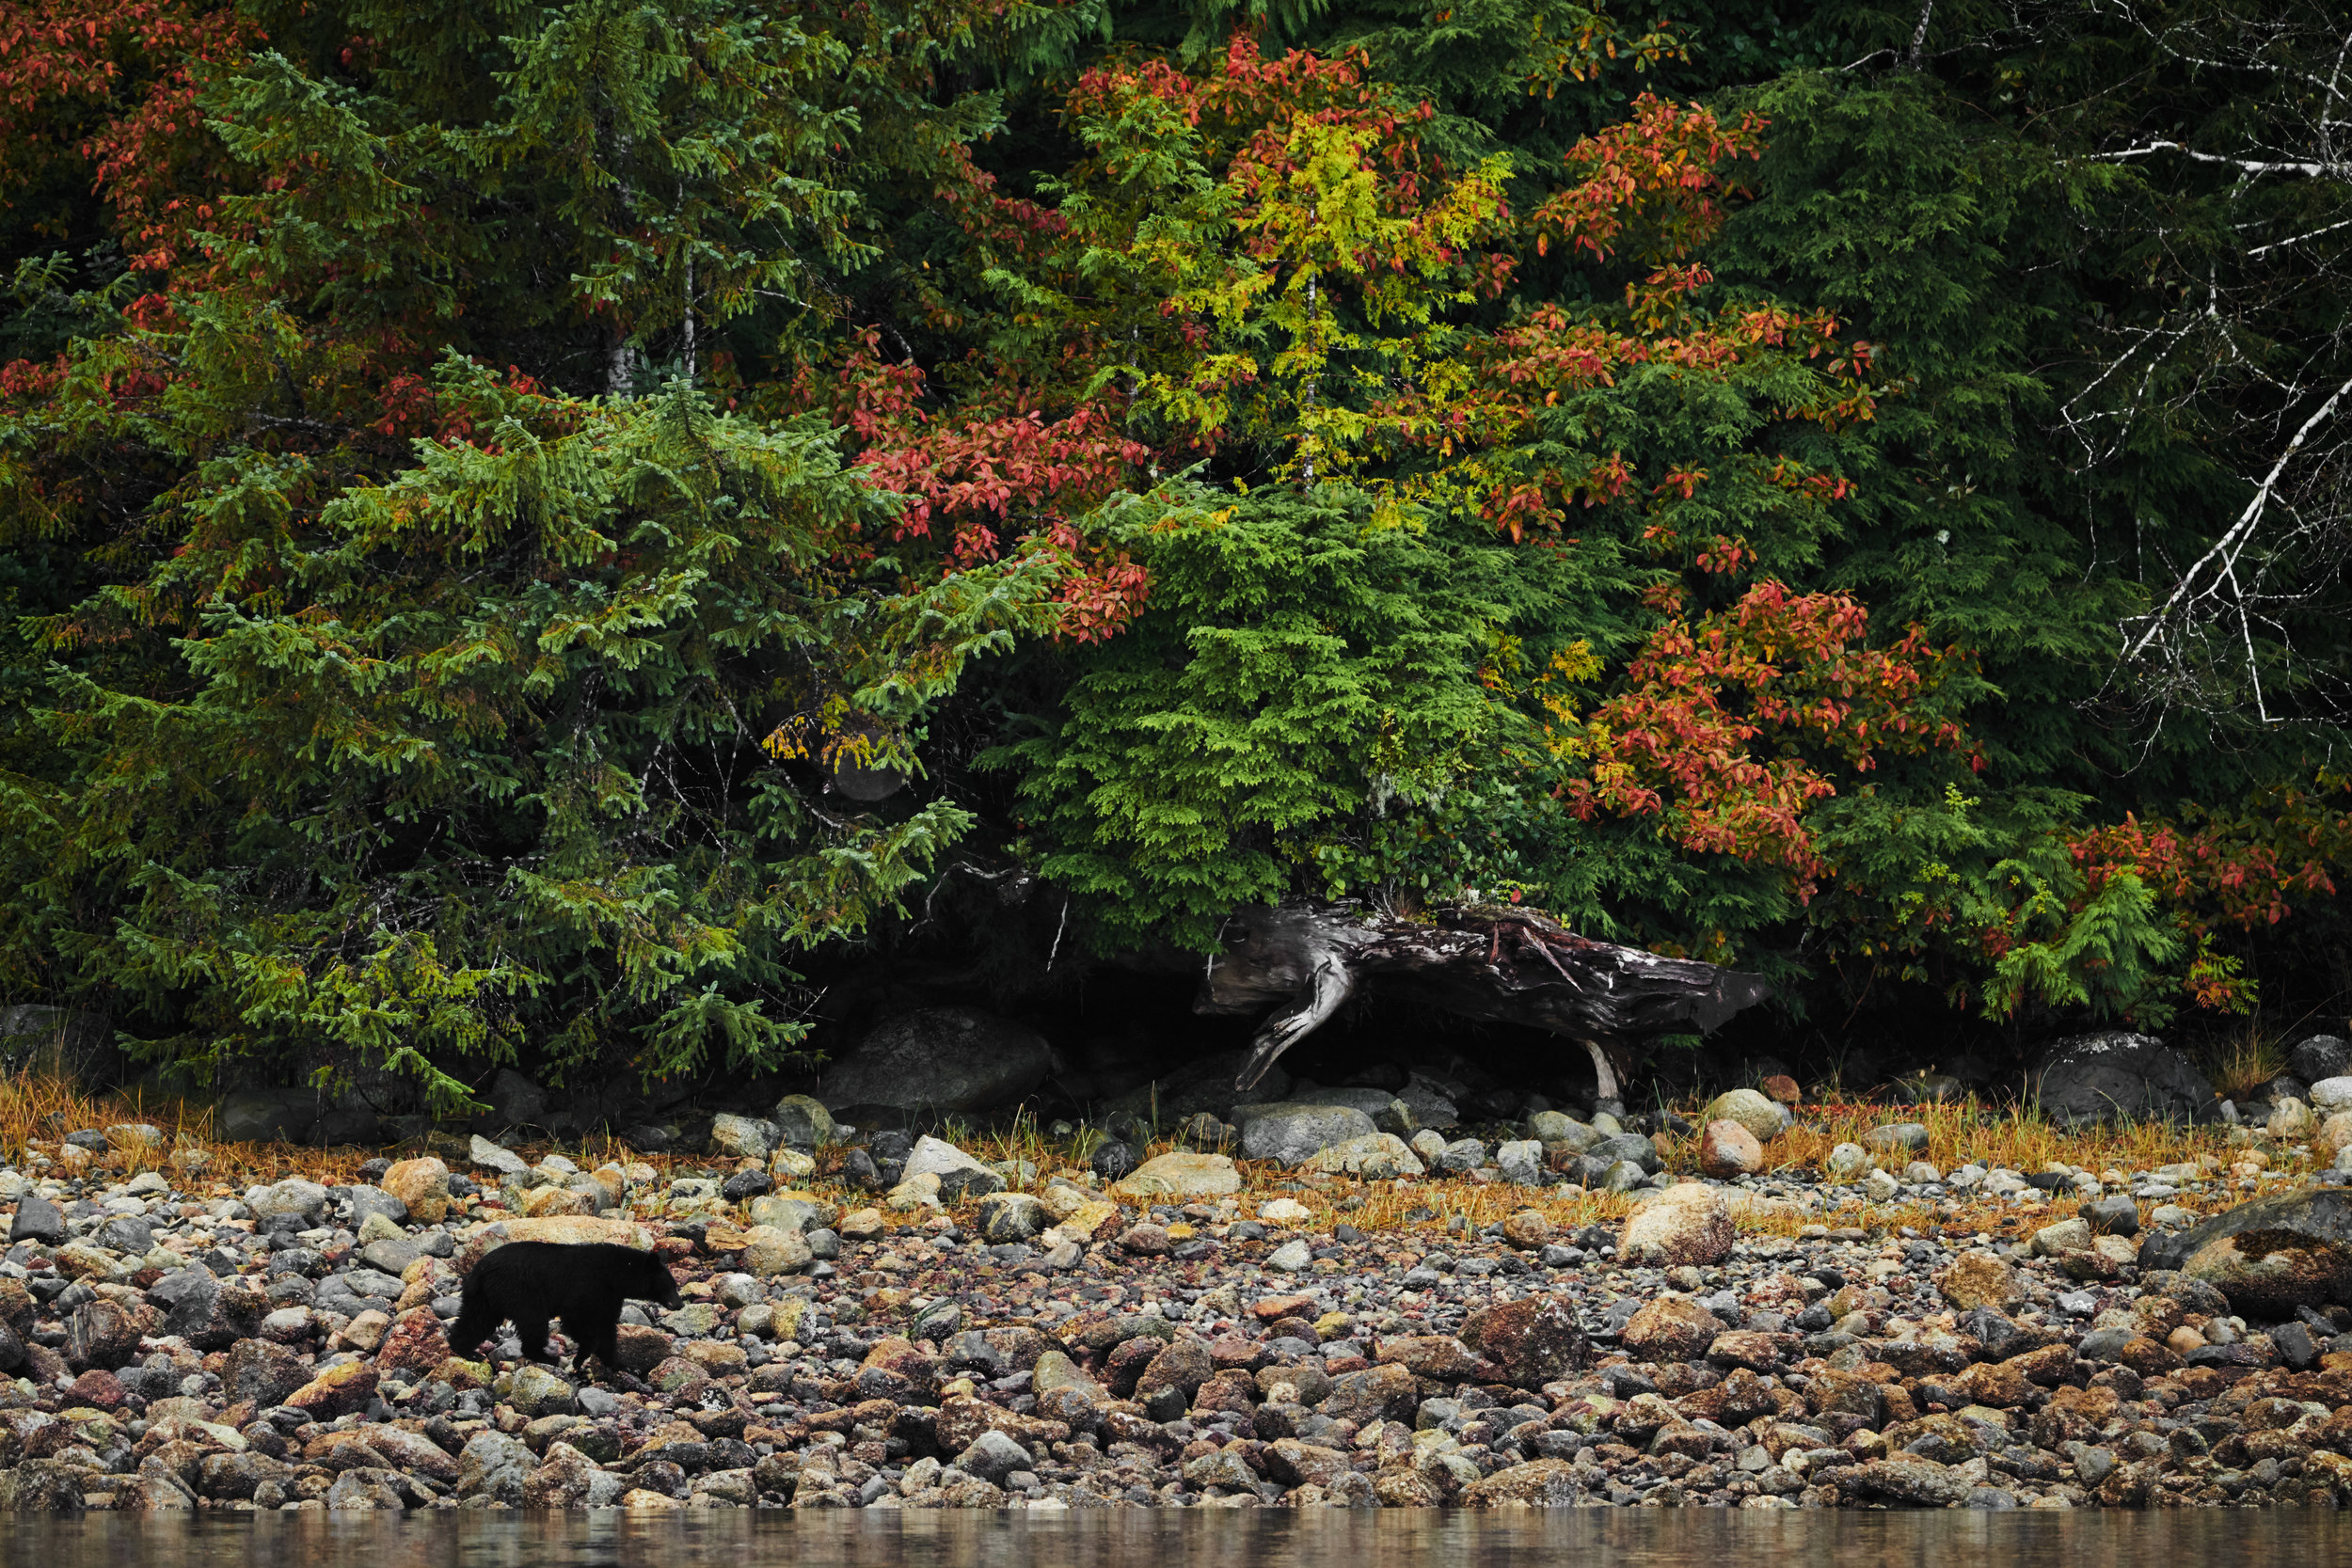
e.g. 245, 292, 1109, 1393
3, 1512, 2344, 1568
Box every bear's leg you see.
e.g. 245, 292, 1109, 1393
449, 1298, 500, 1363
516, 1313, 555, 1364
569, 1302, 622, 1378
559, 1312, 598, 1374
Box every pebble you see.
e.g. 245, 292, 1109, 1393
6, 1121, 2352, 1516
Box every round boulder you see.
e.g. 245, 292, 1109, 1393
771, 1095, 835, 1150
1619, 1298, 1724, 1362
2081, 1196, 2141, 1236
1700, 1089, 1786, 1143
1864, 1121, 1930, 1154
1698, 1118, 1762, 1178
2137, 1188, 2352, 1316
818, 1006, 1054, 1114
1234, 1104, 1378, 1166
2289, 1035, 2352, 1085
1619, 1182, 1733, 1267
2028, 1031, 2220, 1124
1112, 1151, 1242, 1199
1934, 1252, 2018, 1310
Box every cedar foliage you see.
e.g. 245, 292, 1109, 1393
1, 0, 2347, 1101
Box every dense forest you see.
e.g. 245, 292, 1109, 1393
1, 0, 2347, 1115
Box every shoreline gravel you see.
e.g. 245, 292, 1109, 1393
4, 1117, 2352, 1514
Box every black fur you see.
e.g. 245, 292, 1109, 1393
450, 1241, 681, 1379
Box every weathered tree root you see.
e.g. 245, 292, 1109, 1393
1195, 901, 1772, 1102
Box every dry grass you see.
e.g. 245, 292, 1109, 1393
0, 1069, 2266, 1246
0, 1072, 384, 1193
1690, 1095, 2232, 1183
2198, 1024, 2291, 1102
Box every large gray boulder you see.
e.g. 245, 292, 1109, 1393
2290, 1035, 2352, 1086
2028, 1031, 2218, 1125
818, 1007, 1054, 1113
218, 1086, 321, 1144
1232, 1103, 1377, 1166
8, 1193, 67, 1245
486, 1069, 548, 1131
0, 1004, 119, 1088
771, 1095, 835, 1150
901, 1134, 1005, 1198
1397, 1071, 1461, 1130
2137, 1188, 2352, 1316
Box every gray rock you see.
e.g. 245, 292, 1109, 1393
2081, 1196, 2140, 1236
2313, 1077, 2352, 1113
2136, 1187, 2352, 1315
2071, 1446, 2118, 1487
1234, 1104, 1378, 1166
1435, 1137, 1487, 1174
487, 1068, 548, 1130
1398, 1072, 1461, 1130
1864, 1122, 1930, 1153
901, 1134, 1005, 1198
469, 1135, 530, 1178
494, 1363, 577, 1419
339, 1266, 405, 1299
2272, 1320, 2322, 1371
458, 1430, 535, 1502
708, 1113, 778, 1161
977, 1192, 1047, 1243
2028, 1031, 2219, 1124
818, 1006, 1055, 1113
746, 1196, 827, 1233
1267, 1241, 1314, 1273
771, 1095, 835, 1150
1496, 1139, 1545, 1186
1825, 1143, 1871, 1180
359, 1237, 422, 1276
955, 1430, 1033, 1485
146, 1267, 221, 1338
1699, 1089, 1788, 1143
1292, 1085, 1412, 1120
346, 1186, 408, 1228
1590, 1132, 1661, 1174
8, 1193, 67, 1245
0, 1002, 118, 1088
248, 1179, 329, 1223
2289, 1036, 2352, 1087
1526, 1111, 1598, 1148
217, 1087, 319, 1145
913, 1299, 963, 1341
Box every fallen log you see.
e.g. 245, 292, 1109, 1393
1194, 901, 1772, 1108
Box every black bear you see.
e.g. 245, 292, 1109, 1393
450, 1241, 681, 1379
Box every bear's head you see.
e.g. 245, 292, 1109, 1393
633, 1249, 684, 1307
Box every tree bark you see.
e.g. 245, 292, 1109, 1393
1194, 900, 1772, 1104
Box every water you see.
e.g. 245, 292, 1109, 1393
4, 1511, 2344, 1568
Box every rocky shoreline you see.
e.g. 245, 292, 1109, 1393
4, 1113, 2352, 1515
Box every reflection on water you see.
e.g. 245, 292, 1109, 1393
4, 1511, 2344, 1568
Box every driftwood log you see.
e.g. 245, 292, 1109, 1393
1195, 901, 1772, 1106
